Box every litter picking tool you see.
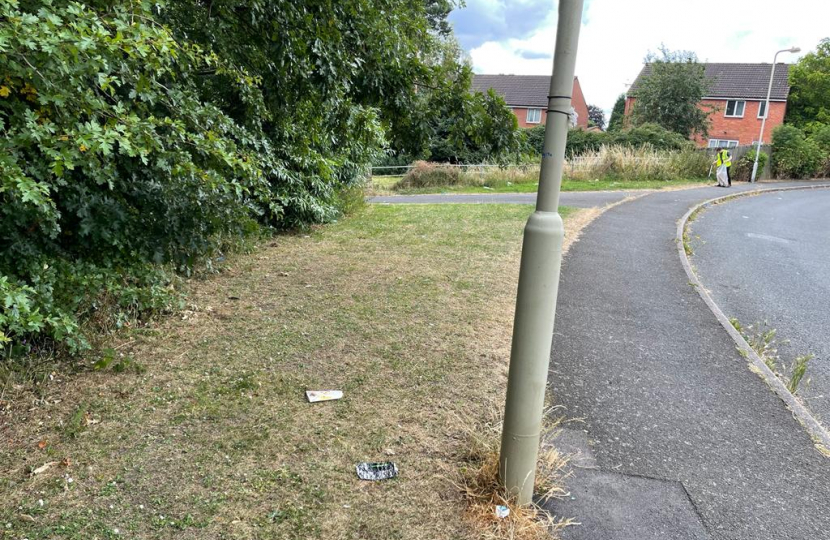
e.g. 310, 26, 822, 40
355, 462, 398, 481
306, 390, 343, 403
708, 163, 714, 178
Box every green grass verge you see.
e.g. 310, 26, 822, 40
1, 204, 576, 540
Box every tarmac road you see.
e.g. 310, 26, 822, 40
689, 187, 830, 423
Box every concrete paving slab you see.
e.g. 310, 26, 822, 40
545, 469, 710, 540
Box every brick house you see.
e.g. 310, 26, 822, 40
625, 63, 791, 148
472, 74, 590, 129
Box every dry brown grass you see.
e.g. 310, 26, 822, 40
1, 203, 601, 540
456, 409, 574, 540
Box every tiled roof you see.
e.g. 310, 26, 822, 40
471, 74, 563, 108
629, 63, 791, 101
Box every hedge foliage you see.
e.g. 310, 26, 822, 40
730, 150, 769, 183
771, 124, 828, 179
1, 0, 491, 356
523, 123, 692, 157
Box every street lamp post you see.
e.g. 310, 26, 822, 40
751, 46, 800, 183
499, 0, 584, 506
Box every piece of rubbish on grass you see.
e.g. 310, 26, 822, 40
31, 462, 57, 476
306, 390, 343, 403
356, 461, 398, 481
495, 505, 510, 519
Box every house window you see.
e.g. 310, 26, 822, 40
757, 101, 768, 119
724, 100, 746, 118
708, 139, 739, 148
526, 108, 542, 124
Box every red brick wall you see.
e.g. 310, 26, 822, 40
571, 77, 589, 129
624, 97, 787, 146
700, 99, 787, 146
513, 107, 546, 128
512, 78, 589, 129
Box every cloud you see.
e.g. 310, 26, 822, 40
449, 0, 554, 51
455, 0, 830, 114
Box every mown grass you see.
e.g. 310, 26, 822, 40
1, 204, 582, 540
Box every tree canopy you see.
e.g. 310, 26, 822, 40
587, 105, 606, 130
630, 47, 711, 139
786, 38, 830, 131
607, 94, 626, 132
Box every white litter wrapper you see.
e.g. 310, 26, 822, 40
305, 390, 343, 403
495, 505, 510, 519
716, 164, 729, 187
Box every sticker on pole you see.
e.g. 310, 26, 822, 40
306, 390, 343, 403
355, 462, 398, 481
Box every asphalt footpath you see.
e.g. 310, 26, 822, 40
543, 182, 830, 540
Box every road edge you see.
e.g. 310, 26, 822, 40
676, 183, 830, 452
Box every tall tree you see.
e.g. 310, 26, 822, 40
786, 38, 830, 131
630, 47, 711, 138
587, 104, 606, 130
607, 94, 626, 132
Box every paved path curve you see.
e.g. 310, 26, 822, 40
689, 188, 830, 424
367, 191, 635, 208
546, 182, 830, 539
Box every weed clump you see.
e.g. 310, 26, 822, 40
732, 319, 814, 395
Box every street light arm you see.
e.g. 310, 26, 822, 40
751, 47, 798, 182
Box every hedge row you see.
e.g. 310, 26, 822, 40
523, 122, 691, 157
771, 124, 830, 179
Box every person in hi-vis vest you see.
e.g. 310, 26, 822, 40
714, 147, 732, 187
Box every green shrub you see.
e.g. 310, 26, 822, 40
0, 1, 389, 356
397, 161, 462, 188
0, 2, 256, 352
668, 148, 712, 179
334, 184, 368, 216
524, 125, 547, 155
731, 150, 769, 182
524, 123, 691, 158
810, 124, 830, 152
566, 129, 609, 156
809, 124, 830, 177
611, 123, 691, 151
771, 125, 823, 178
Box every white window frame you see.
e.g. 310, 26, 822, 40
526, 108, 542, 124
757, 101, 768, 119
708, 139, 739, 149
724, 100, 746, 118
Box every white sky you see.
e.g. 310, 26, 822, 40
450, 0, 830, 117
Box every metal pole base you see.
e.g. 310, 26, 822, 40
500, 210, 564, 504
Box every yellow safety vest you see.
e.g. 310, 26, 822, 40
716, 150, 732, 167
